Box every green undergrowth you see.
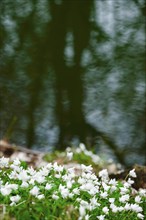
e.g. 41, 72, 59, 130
43, 144, 104, 175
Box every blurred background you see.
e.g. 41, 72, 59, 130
0, 0, 145, 167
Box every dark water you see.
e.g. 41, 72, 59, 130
0, 0, 145, 166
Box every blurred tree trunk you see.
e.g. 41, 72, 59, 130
48, 0, 97, 149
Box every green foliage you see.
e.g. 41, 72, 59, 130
0, 154, 145, 220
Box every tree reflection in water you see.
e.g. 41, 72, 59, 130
0, 0, 145, 166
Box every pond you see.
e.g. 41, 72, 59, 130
0, 0, 145, 167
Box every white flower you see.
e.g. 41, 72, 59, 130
8, 170, 18, 179
80, 200, 88, 208
0, 157, 9, 168
80, 182, 95, 191
53, 162, 64, 172
13, 158, 21, 166
46, 163, 52, 170
72, 188, 80, 195
10, 164, 22, 172
66, 152, 73, 160
30, 186, 39, 196
37, 194, 45, 200
100, 192, 108, 199
130, 204, 142, 213
99, 169, 109, 181
85, 214, 90, 220
89, 187, 98, 196
79, 205, 86, 217
102, 206, 109, 214
17, 170, 30, 181
76, 148, 82, 154
29, 179, 35, 185
97, 215, 105, 220
102, 182, 110, 191
68, 171, 75, 180
81, 164, 92, 172
124, 203, 131, 210
55, 173, 61, 178
129, 169, 137, 178
28, 167, 36, 176
39, 167, 50, 176
66, 147, 71, 152
139, 189, 146, 197
90, 197, 98, 206
137, 213, 144, 219
33, 172, 45, 183
45, 183, 52, 190
110, 185, 117, 192
79, 143, 86, 151
82, 172, 97, 181
21, 181, 29, 188
8, 184, 18, 190
59, 184, 70, 198
68, 167, 75, 174
78, 177, 86, 185
135, 195, 141, 203
52, 194, 59, 200
10, 194, 21, 206
0, 183, 18, 196
120, 187, 129, 195
119, 194, 129, 203
1, 187, 12, 196
110, 204, 118, 213
109, 198, 115, 203
66, 181, 72, 189
118, 206, 124, 212
109, 179, 117, 186
123, 182, 131, 188
68, 193, 74, 198
10, 195, 21, 203
127, 178, 134, 185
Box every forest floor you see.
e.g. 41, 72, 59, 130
0, 139, 146, 190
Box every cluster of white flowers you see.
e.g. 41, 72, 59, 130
74, 143, 103, 165
0, 156, 145, 220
